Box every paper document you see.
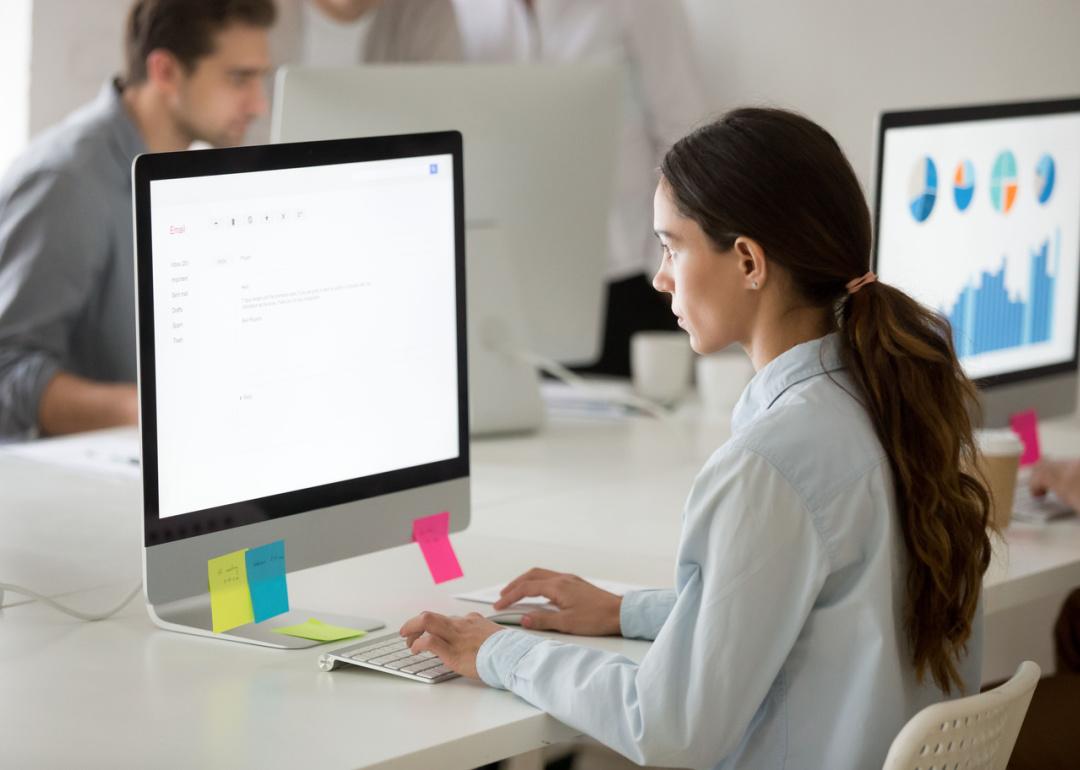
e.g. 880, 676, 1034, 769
456, 578, 654, 606
1, 428, 140, 481
540, 381, 634, 421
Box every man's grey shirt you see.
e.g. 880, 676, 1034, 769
0, 80, 145, 437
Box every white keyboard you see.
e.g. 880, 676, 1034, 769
1012, 473, 1074, 524
318, 632, 459, 684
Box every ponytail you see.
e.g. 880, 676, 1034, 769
839, 282, 992, 693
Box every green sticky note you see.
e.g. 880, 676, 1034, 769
272, 618, 367, 643
208, 548, 254, 633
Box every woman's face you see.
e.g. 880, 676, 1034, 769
651, 180, 756, 355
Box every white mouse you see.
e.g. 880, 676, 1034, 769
486, 602, 557, 625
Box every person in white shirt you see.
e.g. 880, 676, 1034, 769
397, 108, 994, 769
310, 0, 708, 374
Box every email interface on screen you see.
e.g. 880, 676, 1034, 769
149, 155, 459, 519
876, 110, 1080, 381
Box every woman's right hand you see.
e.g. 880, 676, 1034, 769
1029, 459, 1080, 511
493, 568, 623, 636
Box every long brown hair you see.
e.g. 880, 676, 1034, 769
661, 108, 992, 694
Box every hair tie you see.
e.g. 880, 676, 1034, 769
846, 271, 877, 295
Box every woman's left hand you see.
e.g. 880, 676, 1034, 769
399, 611, 506, 680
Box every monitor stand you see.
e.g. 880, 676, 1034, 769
147, 595, 385, 649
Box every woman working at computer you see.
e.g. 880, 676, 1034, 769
400, 108, 994, 769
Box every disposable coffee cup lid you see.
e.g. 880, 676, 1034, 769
974, 428, 1024, 456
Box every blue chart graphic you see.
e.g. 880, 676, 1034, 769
947, 231, 1059, 358
909, 156, 938, 222
1036, 154, 1056, 204
953, 160, 975, 212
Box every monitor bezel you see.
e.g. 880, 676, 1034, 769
871, 96, 1080, 390
133, 132, 469, 547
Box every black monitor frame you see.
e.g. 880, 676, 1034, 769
133, 132, 469, 547
871, 96, 1080, 391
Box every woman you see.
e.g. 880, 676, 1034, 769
400, 108, 993, 769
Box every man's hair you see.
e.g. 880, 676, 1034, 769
123, 0, 276, 85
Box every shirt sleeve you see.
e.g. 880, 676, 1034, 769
474, 446, 830, 769
0, 168, 110, 437
619, 0, 710, 153
619, 589, 676, 641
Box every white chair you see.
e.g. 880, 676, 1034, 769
882, 661, 1041, 770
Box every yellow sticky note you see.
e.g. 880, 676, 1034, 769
272, 618, 367, 643
208, 549, 254, 633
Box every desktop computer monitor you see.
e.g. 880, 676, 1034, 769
134, 132, 470, 648
271, 65, 620, 434
873, 97, 1080, 426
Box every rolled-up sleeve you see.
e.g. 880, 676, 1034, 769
473, 446, 830, 769
619, 589, 676, 641
0, 168, 108, 436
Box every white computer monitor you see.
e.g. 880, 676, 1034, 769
134, 132, 470, 648
873, 97, 1080, 425
271, 65, 620, 434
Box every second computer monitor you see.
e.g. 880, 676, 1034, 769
873, 97, 1080, 425
271, 64, 620, 366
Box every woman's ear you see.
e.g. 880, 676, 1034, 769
733, 236, 767, 290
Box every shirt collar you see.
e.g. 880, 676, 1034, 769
98, 78, 147, 168
730, 333, 846, 435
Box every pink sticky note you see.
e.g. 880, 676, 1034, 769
412, 511, 464, 584
1009, 409, 1041, 466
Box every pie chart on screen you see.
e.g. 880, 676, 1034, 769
991, 150, 1018, 213
1036, 153, 1056, 204
908, 156, 937, 223
953, 159, 975, 212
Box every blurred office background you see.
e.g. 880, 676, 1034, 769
2, 0, 1080, 191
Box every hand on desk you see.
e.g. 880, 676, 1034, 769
399, 611, 504, 680
1029, 459, 1080, 511
399, 569, 624, 679
493, 568, 623, 636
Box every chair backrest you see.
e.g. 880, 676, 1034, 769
881, 661, 1040, 770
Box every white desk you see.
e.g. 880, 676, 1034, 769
3, 413, 1080, 766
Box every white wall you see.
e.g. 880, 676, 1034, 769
7, 0, 1080, 180
684, 0, 1080, 189
0, 0, 33, 174
28, 0, 129, 137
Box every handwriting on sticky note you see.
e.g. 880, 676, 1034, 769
272, 618, 366, 642
1009, 409, 1041, 466
208, 549, 254, 633
245, 540, 289, 623
412, 511, 464, 584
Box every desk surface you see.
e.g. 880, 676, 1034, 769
3, 412, 1080, 768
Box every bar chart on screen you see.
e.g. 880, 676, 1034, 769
946, 229, 1059, 358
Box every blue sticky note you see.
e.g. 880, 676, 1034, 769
245, 540, 289, 623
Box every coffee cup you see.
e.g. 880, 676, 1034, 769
695, 349, 755, 419
630, 331, 694, 405
974, 429, 1024, 529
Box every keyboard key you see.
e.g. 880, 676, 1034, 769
402, 658, 444, 674
418, 664, 453, 679
369, 650, 413, 666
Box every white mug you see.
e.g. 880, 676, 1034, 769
631, 331, 694, 405
696, 349, 755, 418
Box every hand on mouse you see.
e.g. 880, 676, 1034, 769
399, 611, 505, 680
493, 568, 622, 636
1029, 459, 1080, 511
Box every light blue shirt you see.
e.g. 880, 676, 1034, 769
477, 333, 982, 769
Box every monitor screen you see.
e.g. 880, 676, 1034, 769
874, 100, 1080, 384
144, 148, 462, 522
